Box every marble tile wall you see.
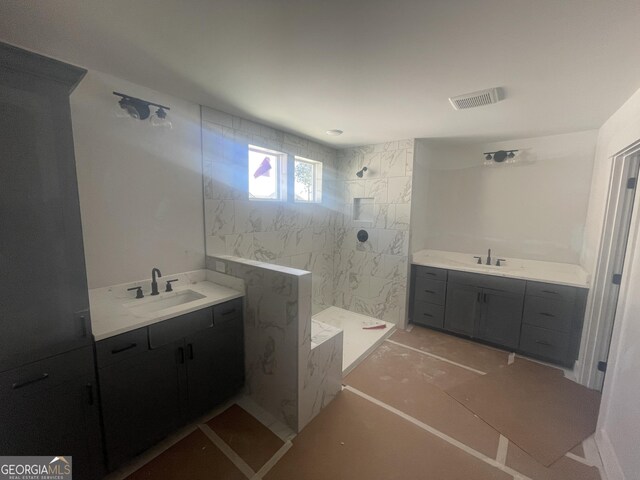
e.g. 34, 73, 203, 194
206, 254, 343, 433
206, 255, 307, 431
333, 140, 415, 325
201, 107, 339, 315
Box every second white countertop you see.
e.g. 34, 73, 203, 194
412, 249, 590, 288
90, 270, 243, 341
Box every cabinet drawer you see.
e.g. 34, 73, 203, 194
523, 296, 573, 333
148, 307, 213, 349
96, 328, 149, 368
415, 265, 447, 282
519, 324, 570, 363
412, 301, 444, 329
526, 281, 578, 303
414, 276, 446, 305
448, 270, 525, 295
0, 346, 94, 398
213, 298, 243, 324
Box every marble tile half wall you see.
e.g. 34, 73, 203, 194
205, 254, 342, 433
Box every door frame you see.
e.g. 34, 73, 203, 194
577, 140, 640, 389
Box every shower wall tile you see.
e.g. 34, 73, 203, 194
334, 140, 415, 325
202, 106, 338, 312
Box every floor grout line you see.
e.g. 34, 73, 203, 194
385, 339, 488, 375
198, 424, 256, 479
251, 440, 293, 479
496, 435, 509, 465
343, 385, 532, 480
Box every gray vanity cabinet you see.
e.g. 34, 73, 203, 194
410, 265, 587, 367
412, 266, 448, 329
476, 289, 525, 349
97, 299, 245, 471
443, 283, 481, 336
98, 338, 184, 471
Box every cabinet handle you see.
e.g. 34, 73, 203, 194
12, 373, 49, 390
424, 272, 436, 276
539, 312, 555, 317
483, 293, 487, 303
424, 289, 435, 294
221, 309, 237, 317
187, 343, 194, 360
477, 292, 482, 303
178, 347, 185, 364
535, 340, 553, 347
86, 383, 94, 406
423, 313, 433, 317
542, 290, 558, 295
111, 343, 137, 354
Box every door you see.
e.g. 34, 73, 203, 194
0, 44, 90, 372
185, 314, 244, 419
581, 147, 640, 389
99, 340, 185, 470
476, 289, 524, 349
444, 283, 481, 336
0, 347, 104, 480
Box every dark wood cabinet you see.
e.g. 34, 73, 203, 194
476, 290, 524, 349
0, 347, 105, 480
0, 42, 104, 477
410, 265, 586, 366
0, 42, 92, 372
444, 283, 481, 336
97, 300, 244, 471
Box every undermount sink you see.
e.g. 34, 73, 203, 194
127, 290, 206, 315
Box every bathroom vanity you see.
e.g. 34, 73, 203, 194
89, 273, 244, 471
410, 250, 589, 367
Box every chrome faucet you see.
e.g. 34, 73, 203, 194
151, 267, 162, 296
486, 249, 492, 265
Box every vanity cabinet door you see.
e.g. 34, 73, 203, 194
444, 283, 481, 336
98, 340, 185, 471
184, 312, 244, 419
476, 290, 524, 349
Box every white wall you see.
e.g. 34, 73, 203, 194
71, 71, 205, 288
412, 131, 597, 263
587, 86, 640, 480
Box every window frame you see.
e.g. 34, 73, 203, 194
247, 144, 287, 202
293, 156, 323, 204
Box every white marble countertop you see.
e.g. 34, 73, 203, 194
411, 249, 590, 288
90, 270, 243, 341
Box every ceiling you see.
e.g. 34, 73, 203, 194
1, 0, 640, 147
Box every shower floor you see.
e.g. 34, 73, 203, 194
312, 306, 395, 375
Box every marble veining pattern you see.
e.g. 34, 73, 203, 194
333, 141, 415, 325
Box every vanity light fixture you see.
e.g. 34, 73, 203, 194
356, 166, 368, 178
113, 92, 172, 128
483, 149, 519, 164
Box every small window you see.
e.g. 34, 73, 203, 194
294, 157, 323, 203
248, 145, 286, 201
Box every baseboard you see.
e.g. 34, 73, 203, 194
596, 428, 626, 480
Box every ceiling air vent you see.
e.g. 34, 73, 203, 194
449, 88, 502, 110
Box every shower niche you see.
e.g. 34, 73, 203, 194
353, 197, 375, 223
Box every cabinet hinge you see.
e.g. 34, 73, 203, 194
612, 273, 622, 285
597, 361, 607, 373
627, 177, 637, 189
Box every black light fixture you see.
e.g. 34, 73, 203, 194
483, 149, 518, 163
356, 166, 368, 178
113, 92, 172, 128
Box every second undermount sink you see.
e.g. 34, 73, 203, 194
127, 290, 206, 315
